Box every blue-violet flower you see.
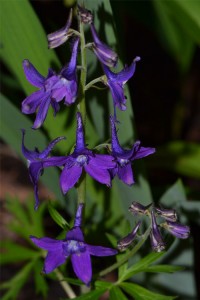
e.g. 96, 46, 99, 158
102, 57, 140, 117
90, 23, 118, 68
150, 210, 165, 252
60, 112, 115, 194
22, 129, 67, 209
47, 8, 73, 49
155, 206, 177, 222
22, 38, 79, 129
30, 203, 117, 285
129, 201, 152, 216
161, 221, 190, 239
110, 116, 155, 185
117, 221, 141, 251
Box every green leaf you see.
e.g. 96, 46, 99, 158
65, 288, 106, 300
121, 252, 165, 281
160, 179, 186, 207
95, 280, 112, 289
144, 264, 184, 274
110, 286, 128, 300
0, 94, 64, 204
0, 261, 35, 300
48, 202, 70, 229
120, 282, 177, 300
0, 241, 38, 265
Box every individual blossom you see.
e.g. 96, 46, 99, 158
150, 210, 165, 252
155, 206, 177, 222
102, 57, 140, 117
129, 201, 152, 216
78, 4, 93, 24
117, 221, 141, 251
47, 8, 73, 49
90, 23, 118, 68
109, 116, 155, 185
30, 203, 117, 285
22, 129, 67, 209
22, 38, 79, 129
60, 112, 116, 194
161, 221, 190, 239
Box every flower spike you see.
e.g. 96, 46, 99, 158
30, 204, 117, 285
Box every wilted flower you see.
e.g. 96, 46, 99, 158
110, 116, 155, 185
78, 4, 93, 24
150, 210, 165, 252
102, 57, 140, 117
155, 206, 177, 222
117, 221, 141, 251
30, 203, 117, 285
22, 38, 79, 129
21, 130, 67, 209
90, 23, 118, 68
47, 8, 73, 48
161, 221, 190, 239
129, 201, 152, 216
60, 112, 115, 194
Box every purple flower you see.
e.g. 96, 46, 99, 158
117, 221, 141, 251
150, 210, 165, 252
90, 23, 118, 68
102, 57, 140, 117
22, 38, 79, 129
161, 221, 190, 239
110, 116, 155, 185
155, 206, 177, 222
129, 201, 152, 216
78, 4, 93, 24
47, 8, 73, 49
30, 204, 117, 285
60, 112, 115, 194
22, 130, 67, 209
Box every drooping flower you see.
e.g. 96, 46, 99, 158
117, 221, 141, 251
90, 23, 118, 68
47, 8, 73, 49
30, 203, 117, 285
22, 129, 67, 209
60, 112, 115, 194
22, 38, 79, 129
161, 221, 190, 239
155, 206, 177, 222
109, 116, 155, 185
102, 57, 140, 117
150, 210, 165, 252
129, 201, 152, 216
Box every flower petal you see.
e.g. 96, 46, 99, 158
51, 100, 60, 116
89, 154, 116, 169
110, 115, 124, 155
74, 112, 85, 152
118, 164, 134, 185
43, 250, 66, 274
85, 164, 111, 186
22, 90, 44, 114
86, 244, 117, 257
30, 236, 63, 251
43, 156, 69, 168
32, 94, 52, 129
66, 227, 84, 242
60, 164, 82, 194
29, 162, 43, 209
39, 136, 66, 159
71, 251, 92, 285
23, 59, 45, 88
108, 81, 126, 111
133, 144, 156, 160
21, 129, 40, 160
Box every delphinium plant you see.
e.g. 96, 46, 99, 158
0, 2, 192, 300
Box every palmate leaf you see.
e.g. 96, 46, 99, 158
120, 282, 177, 300
0, 241, 38, 265
0, 260, 35, 300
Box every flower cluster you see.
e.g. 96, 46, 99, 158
21, 4, 190, 286
117, 201, 190, 252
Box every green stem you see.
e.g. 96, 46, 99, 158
77, 16, 87, 205
55, 269, 76, 298
85, 75, 106, 91
98, 227, 151, 278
